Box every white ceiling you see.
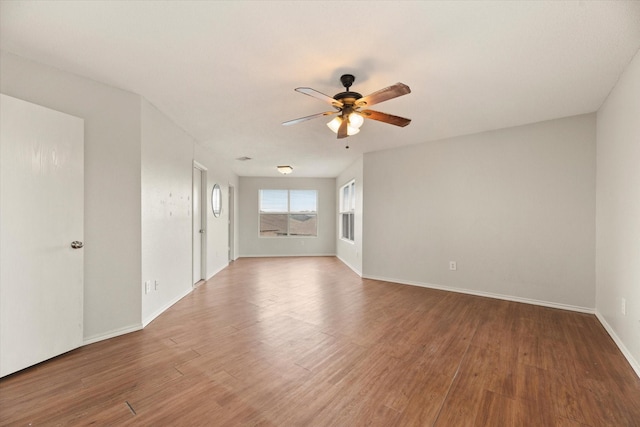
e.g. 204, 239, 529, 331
2, 1, 639, 177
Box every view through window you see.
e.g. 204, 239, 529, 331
259, 189, 317, 237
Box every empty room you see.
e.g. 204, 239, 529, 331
1, 1, 639, 425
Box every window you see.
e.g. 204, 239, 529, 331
340, 180, 355, 241
259, 189, 317, 237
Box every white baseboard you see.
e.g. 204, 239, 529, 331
82, 265, 232, 347
362, 274, 640, 379
142, 287, 193, 327
207, 262, 229, 280
362, 274, 595, 314
595, 311, 640, 379
336, 255, 362, 277
239, 253, 337, 258
83, 323, 143, 346
81, 265, 638, 381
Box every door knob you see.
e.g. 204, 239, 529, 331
199, 229, 205, 234
71, 241, 84, 249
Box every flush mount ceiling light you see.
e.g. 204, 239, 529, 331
282, 74, 411, 139
277, 165, 293, 175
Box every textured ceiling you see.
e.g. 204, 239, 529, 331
2, 1, 639, 177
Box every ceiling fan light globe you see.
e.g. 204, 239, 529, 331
327, 116, 342, 133
347, 126, 360, 136
348, 113, 364, 128
328, 116, 360, 136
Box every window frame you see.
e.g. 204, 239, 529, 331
339, 180, 355, 242
259, 189, 318, 238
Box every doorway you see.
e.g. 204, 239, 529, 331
192, 162, 207, 285
228, 185, 235, 261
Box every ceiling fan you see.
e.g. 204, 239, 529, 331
282, 74, 411, 139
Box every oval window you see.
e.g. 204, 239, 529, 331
211, 184, 222, 217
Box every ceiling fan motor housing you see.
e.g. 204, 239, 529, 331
333, 91, 362, 103
334, 74, 362, 105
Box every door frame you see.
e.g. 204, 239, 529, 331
228, 185, 235, 261
193, 161, 207, 285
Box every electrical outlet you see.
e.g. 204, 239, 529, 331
621, 298, 626, 315
154, 280, 159, 291
145, 281, 151, 294
449, 261, 457, 271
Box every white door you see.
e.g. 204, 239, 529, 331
0, 94, 84, 377
192, 167, 202, 284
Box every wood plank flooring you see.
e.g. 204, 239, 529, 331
1, 256, 639, 426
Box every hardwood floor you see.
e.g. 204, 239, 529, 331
1, 257, 639, 426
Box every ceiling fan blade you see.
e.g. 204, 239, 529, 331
356, 83, 411, 108
360, 109, 412, 127
295, 87, 343, 107
337, 116, 348, 139
282, 111, 338, 126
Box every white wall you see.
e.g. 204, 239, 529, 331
141, 100, 194, 325
363, 114, 596, 311
1, 51, 240, 341
336, 158, 363, 275
1, 51, 143, 341
239, 177, 336, 257
596, 49, 640, 376
141, 101, 238, 325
